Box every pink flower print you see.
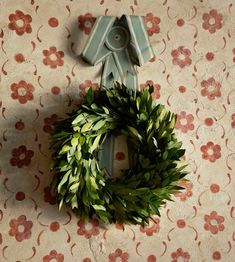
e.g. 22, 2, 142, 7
10, 80, 35, 104
8, 10, 32, 35
171, 248, 190, 262
204, 211, 225, 234
79, 80, 99, 98
116, 152, 126, 161
171, 46, 192, 68
44, 186, 56, 205
108, 248, 129, 262
200, 141, 221, 162
43, 114, 62, 135
212, 251, 221, 260
77, 219, 99, 239
10, 145, 34, 168
147, 255, 157, 262
205, 52, 214, 61
78, 13, 96, 35
43, 46, 64, 69
202, 9, 223, 34
175, 111, 194, 133
201, 77, 221, 100
9, 215, 33, 242
174, 181, 193, 201
140, 217, 160, 236
43, 250, 64, 262
144, 13, 161, 36
83, 258, 91, 262
140, 80, 161, 100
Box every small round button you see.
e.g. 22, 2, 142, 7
105, 26, 129, 51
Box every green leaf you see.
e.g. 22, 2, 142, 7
75, 150, 82, 160
92, 204, 106, 211
127, 126, 142, 141
57, 170, 71, 193
71, 137, 78, 147
136, 97, 141, 111
88, 176, 99, 191
169, 115, 176, 129
81, 122, 93, 132
139, 155, 150, 168
86, 87, 94, 105
79, 136, 86, 145
72, 113, 87, 125
96, 210, 110, 223
163, 151, 168, 160
93, 120, 106, 131
59, 144, 70, 155
71, 195, 78, 209
59, 198, 64, 210
69, 182, 80, 192
90, 135, 101, 153
140, 113, 148, 121
102, 107, 109, 114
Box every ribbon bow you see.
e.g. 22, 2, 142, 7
82, 15, 154, 90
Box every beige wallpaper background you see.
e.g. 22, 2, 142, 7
0, 0, 235, 261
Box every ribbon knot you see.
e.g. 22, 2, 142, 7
82, 15, 155, 90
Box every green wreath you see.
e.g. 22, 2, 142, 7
51, 83, 187, 225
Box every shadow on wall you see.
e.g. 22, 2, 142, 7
0, 92, 80, 221
67, 19, 91, 67
0, 20, 99, 221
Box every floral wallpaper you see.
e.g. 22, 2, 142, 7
0, 0, 235, 261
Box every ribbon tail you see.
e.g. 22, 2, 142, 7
102, 55, 119, 88
99, 55, 118, 176
125, 72, 138, 94
113, 49, 138, 91
99, 135, 114, 177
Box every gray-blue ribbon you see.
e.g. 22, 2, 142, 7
82, 15, 154, 90
82, 15, 155, 175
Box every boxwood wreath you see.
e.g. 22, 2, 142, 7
50, 82, 188, 226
